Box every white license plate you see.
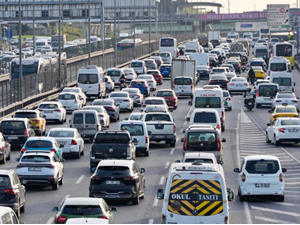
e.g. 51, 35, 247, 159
67, 106, 72, 109
264, 98, 270, 100
255, 183, 270, 188
59, 141, 67, 145
28, 167, 42, 172
154, 135, 165, 139
7, 136, 18, 140
289, 129, 299, 133
106, 180, 120, 185
45, 110, 53, 113
248, 103, 253, 105
237, 84, 243, 87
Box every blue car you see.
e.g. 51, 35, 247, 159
129, 80, 150, 97
20, 137, 63, 160
159, 64, 172, 78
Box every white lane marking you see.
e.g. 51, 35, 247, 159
159, 176, 165, 185
254, 216, 295, 224
244, 202, 252, 224
284, 169, 300, 172
149, 219, 154, 224
280, 159, 295, 162
179, 128, 183, 133
283, 177, 300, 180
273, 202, 300, 207
183, 121, 187, 126
251, 206, 300, 217
152, 198, 158, 207
176, 138, 179, 143
75, 175, 85, 184
170, 148, 175, 155
284, 173, 300, 176
286, 182, 300, 185
284, 190, 300, 193
47, 217, 54, 224
165, 162, 170, 169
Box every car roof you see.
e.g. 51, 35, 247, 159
0, 169, 13, 175
2, 118, 29, 122
48, 128, 77, 132
184, 152, 216, 159
244, 155, 280, 161
22, 151, 54, 157
119, 120, 145, 125
193, 109, 218, 113
275, 105, 296, 109
145, 97, 165, 100
157, 89, 174, 92
64, 198, 103, 206
39, 101, 60, 104
98, 160, 134, 167
27, 137, 56, 141
15, 109, 38, 113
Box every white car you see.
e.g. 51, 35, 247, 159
234, 155, 286, 202
57, 92, 83, 112
272, 92, 299, 111
223, 90, 232, 111
141, 97, 168, 112
144, 105, 169, 113
123, 68, 138, 81
37, 101, 67, 124
16, 151, 64, 190
138, 74, 157, 91
62, 87, 87, 106
227, 77, 249, 94
224, 72, 237, 81
108, 91, 134, 112
105, 75, 115, 93
266, 117, 300, 145
83, 106, 110, 128
47, 128, 84, 158
121, 88, 144, 106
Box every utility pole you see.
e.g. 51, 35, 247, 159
101, 0, 105, 59
62, 0, 64, 51
18, 0, 23, 103
32, 0, 36, 53
170, 0, 173, 36
149, 0, 151, 54
88, 0, 91, 64
113, 0, 117, 66
133, 0, 136, 59
58, 0, 62, 88
228, 0, 230, 13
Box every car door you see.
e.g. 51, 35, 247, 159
267, 120, 277, 140
12, 172, 25, 206
53, 155, 63, 179
132, 163, 142, 194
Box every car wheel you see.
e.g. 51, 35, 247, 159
15, 204, 20, 218
266, 133, 271, 143
229, 107, 232, 111
144, 150, 149, 157
60, 119, 64, 124
132, 192, 140, 205
52, 181, 59, 190
174, 105, 177, 110
256, 104, 261, 108
0, 155, 6, 164
278, 195, 284, 202
170, 142, 176, 147
7, 152, 11, 161
239, 195, 246, 202
76, 151, 80, 159
221, 125, 225, 132
20, 202, 25, 213
274, 137, 280, 146
59, 176, 64, 185
64, 116, 67, 122
80, 147, 84, 156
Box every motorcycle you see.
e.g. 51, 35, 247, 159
244, 97, 255, 111
120, 79, 127, 90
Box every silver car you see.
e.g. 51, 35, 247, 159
272, 92, 299, 111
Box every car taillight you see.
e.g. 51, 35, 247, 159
278, 128, 285, 133
99, 215, 109, 219
216, 124, 221, 130
38, 109, 43, 111
145, 136, 148, 144
226, 97, 231, 101
183, 138, 187, 151
21, 148, 27, 153
292, 100, 298, 103
279, 173, 283, 182
72, 139, 77, 145
142, 105, 146, 108
46, 164, 55, 168
56, 215, 67, 223
124, 176, 135, 181
242, 173, 246, 182
17, 164, 25, 168
3, 189, 17, 195
24, 129, 29, 137
79, 95, 82, 98
75, 84, 78, 87
173, 124, 177, 133
74, 99, 78, 103
244, 83, 248, 86
107, 107, 115, 111
218, 138, 221, 151
256, 91, 259, 97
275, 100, 282, 103
54, 109, 61, 112
51, 148, 57, 153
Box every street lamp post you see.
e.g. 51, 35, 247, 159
133, 0, 136, 59
170, 0, 173, 36
58, 0, 62, 89
33, 0, 36, 53
88, 0, 91, 64
148, 0, 151, 54
18, 0, 23, 104
100, 0, 105, 59
113, 0, 117, 66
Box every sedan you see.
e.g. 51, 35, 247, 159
146, 70, 163, 85
57, 93, 82, 112
272, 92, 299, 111
37, 101, 67, 124
138, 75, 157, 91
47, 128, 85, 158
129, 80, 150, 97
227, 77, 249, 94
108, 91, 134, 112
104, 76, 115, 93
223, 90, 232, 111
62, 87, 87, 106
144, 105, 169, 113
156, 89, 178, 109
248, 66, 265, 80
92, 99, 120, 122
83, 106, 110, 128
129, 112, 143, 120
0, 133, 11, 164
144, 59, 157, 70
123, 68, 138, 82
266, 117, 300, 145
159, 64, 172, 78
122, 88, 144, 107
150, 56, 163, 67
197, 65, 210, 80
270, 105, 299, 123
208, 74, 229, 89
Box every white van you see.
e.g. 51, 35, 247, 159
188, 87, 225, 131
106, 68, 125, 85
70, 110, 102, 142
129, 60, 147, 75
185, 41, 201, 53
190, 53, 209, 66
268, 57, 291, 76
157, 162, 234, 224
0, 207, 20, 224
270, 72, 295, 92
118, 120, 150, 157
256, 83, 279, 108
159, 52, 172, 64
77, 65, 106, 99
173, 76, 194, 98
189, 109, 221, 131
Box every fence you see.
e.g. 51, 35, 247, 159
0, 33, 194, 113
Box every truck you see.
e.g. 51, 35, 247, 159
51, 34, 66, 51
208, 31, 221, 42
171, 60, 196, 85
89, 131, 137, 172
197, 33, 208, 45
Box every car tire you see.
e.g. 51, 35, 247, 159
278, 195, 284, 202
52, 181, 59, 190
144, 151, 149, 157
90, 167, 94, 173
266, 133, 271, 143
174, 105, 177, 110
222, 125, 225, 132
0, 155, 6, 164
256, 104, 261, 108
76, 151, 80, 159
229, 107, 232, 111
59, 176, 64, 185
80, 147, 84, 156
15, 204, 20, 218
20, 202, 25, 213
60, 119, 64, 124
132, 192, 140, 205
275, 138, 280, 146
7, 152, 11, 161
239, 195, 246, 202
170, 142, 176, 147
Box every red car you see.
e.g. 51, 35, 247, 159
156, 89, 178, 109
147, 70, 163, 85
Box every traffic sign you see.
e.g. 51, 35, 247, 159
267, 4, 290, 26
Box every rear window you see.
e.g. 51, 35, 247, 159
245, 160, 279, 174
272, 78, 291, 86
39, 104, 58, 109
160, 66, 171, 70
130, 114, 143, 120
195, 97, 221, 108
258, 86, 277, 96
144, 114, 171, 122
223, 92, 229, 97
110, 93, 128, 98
0, 176, 10, 187
270, 63, 286, 71
85, 114, 95, 124
281, 120, 300, 125
277, 94, 294, 98
276, 107, 296, 113
14, 112, 38, 118
58, 94, 76, 100
120, 124, 144, 136
131, 81, 145, 86
174, 78, 192, 85
156, 91, 173, 97
73, 114, 83, 124
62, 205, 103, 216
193, 112, 217, 123
78, 74, 98, 84
0, 121, 25, 130
212, 69, 225, 73
145, 99, 164, 105
96, 166, 130, 176
48, 130, 74, 137
93, 100, 112, 106
160, 53, 170, 57
131, 62, 143, 67
184, 158, 214, 163
25, 140, 53, 148
21, 155, 50, 163
160, 39, 174, 47
107, 70, 121, 76
95, 134, 130, 143
250, 61, 264, 67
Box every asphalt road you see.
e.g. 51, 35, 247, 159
2, 56, 300, 224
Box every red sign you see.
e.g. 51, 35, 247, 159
198, 12, 267, 21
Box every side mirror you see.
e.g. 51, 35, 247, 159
188, 101, 192, 106
157, 189, 164, 200
59, 144, 64, 148
222, 138, 226, 143
110, 206, 118, 212
227, 188, 235, 202
141, 168, 146, 173
233, 168, 240, 173
148, 131, 152, 135
175, 160, 181, 163
267, 123, 271, 126
52, 206, 59, 212
186, 117, 190, 122
282, 168, 287, 173
217, 160, 224, 165
15, 158, 20, 162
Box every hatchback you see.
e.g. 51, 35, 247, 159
57, 93, 82, 112
108, 92, 133, 112
156, 89, 178, 109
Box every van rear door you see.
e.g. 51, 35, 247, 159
174, 77, 192, 96
77, 74, 99, 96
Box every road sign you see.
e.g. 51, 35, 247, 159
267, 4, 290, 26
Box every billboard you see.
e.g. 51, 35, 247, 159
198, 12, 267, 21
235, 22, 267, 32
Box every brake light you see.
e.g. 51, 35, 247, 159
21, 148, 27, 153
79, 95, 82, 98
123, 99, 130, 102
229, 83, 234, 86
275, 100, 282, 103
24, 129, 29, 137
244, 83, 248, 86
256, 91, 259, 97
74, 99, 78, 103
54, 109, 61, 112
17, 164, 25, 168
56, 215, 67, 223
72, 139, 77, 145
279, 173, 283, 182
31, 119, 40, 123
51, 148, 57, 153
75, 84, 78, 87
292, 100, 298, 103
106, 107, 115, 111
142, 105, 146, 108
3, 189, 17, 195
183, 138, 187, 151
136, 94, 141, 98
173, 124, 177, 133
99, 215, 109, 219
216, 124, 221, 130
218, 138, 221, 151
242, 173, 246, 182
0, 148, 3, 151
46, 164, 55, 168
124, 176, 135, 181
278, 128, 285, 133
145, 136, 148, 144
226, 97, 231, 101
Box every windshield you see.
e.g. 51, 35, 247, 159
110, 93, 128, 98
14, 112, 37, 118
95, 134, 130, 143
144, 114, 171, 121
184, 158, 214, 163
174, 78, 192, 85
270, 63, 286, 71
11, 64, 38, 75
25, 140, 53, 148
58, 94, 76, 100
39, 104, 58, 109
63, 89, 80, 93
277, 94, 294, 98
281, 120, 300, 125
160, 53, 170, 57
120, 124, 144, 136
96, 166, 130, 176
107, 70, 121, 76
256, 49, 268, 54
157, 91, 173, 97
145, 100, 164, 105
48, 130, 74, 138
276, 45, 293, 57
245, 160, 279, 174
195, 97, 221, 108
78, 74, 98, 84
131, 62, 143, 67
21, 155, 50, 163
62, 205, 103, 216
193, 112, 217, 123
258, 86, 277, 97
130, 114, 143, 120
187, 132, 217, 150
272, 78, 291, 86
160, 38, 174, 47
276, 107, 296, 113
92, 100, 112, 106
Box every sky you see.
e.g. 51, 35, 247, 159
191, 0, 299, 13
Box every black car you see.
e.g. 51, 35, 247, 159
89, 160, 146, 205
210, 39, 220, 48
209, 74, 229, 89
197, 67, 210, 80
0, 170, 26, 218
0, 118, 35, 149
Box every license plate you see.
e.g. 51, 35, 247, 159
248, 103, 253, 105
255, 183, 270, 188
59, 141, 67, 145
289, 129, 299, 133
7, 136, 18, 140
67, 106, 71, 109
237, 84, 242, 87
28, 167, 42, 172
264, 98, 270, 100
106, 180, 120, 185
45, 110, 53, 113
154, 135, 165, 139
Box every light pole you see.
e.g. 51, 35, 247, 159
170, 0, 173, 36
100, 0, 105, 58
18, 0, 23, 103
113, 0, 117, 66
58, 0, 62, 89
133, 0, 136, 59
148, 0, 151, 54
32, 0, 36, 53
88, 0, 91, 64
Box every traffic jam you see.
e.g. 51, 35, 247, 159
0, 31, 300, 224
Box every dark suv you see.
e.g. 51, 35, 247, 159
89, 160, 145, 205
0, 118, 35, 149
0, 170, 26, 218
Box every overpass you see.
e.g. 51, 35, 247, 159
178, 2, 222, 14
